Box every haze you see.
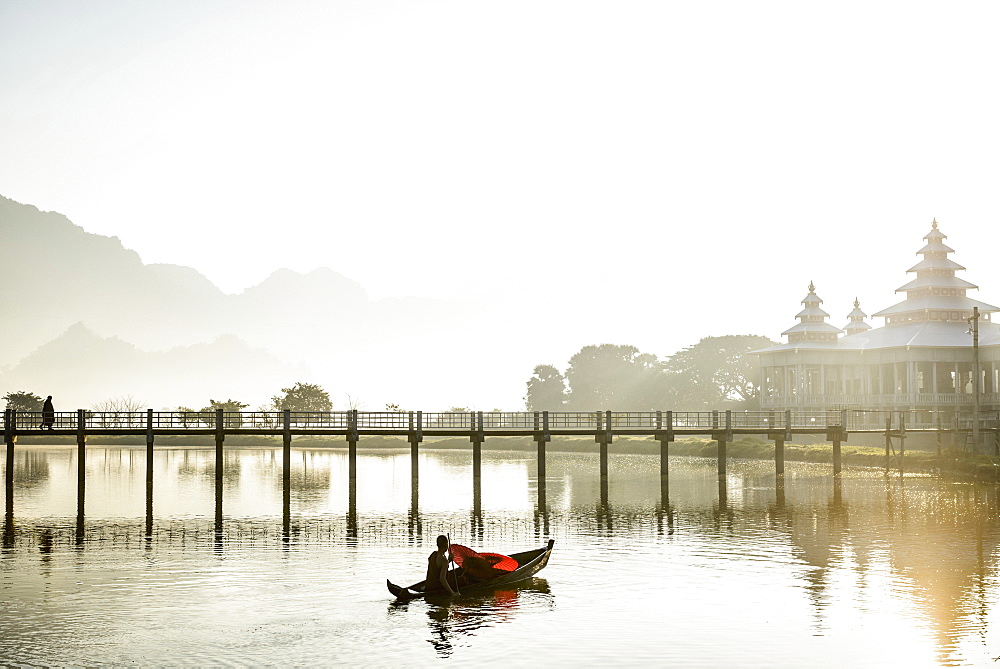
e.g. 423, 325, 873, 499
3, 1, 1000, 410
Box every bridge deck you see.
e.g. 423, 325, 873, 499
4, 409, 997, 439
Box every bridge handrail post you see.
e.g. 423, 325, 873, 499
784, 409, 792, 442
725, 410, 733, 441
146, 409, 153, 444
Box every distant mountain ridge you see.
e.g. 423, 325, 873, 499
0, 195, 382, 360
0, 194, 473, 409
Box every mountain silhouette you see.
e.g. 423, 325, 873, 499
0, 194, 478, 409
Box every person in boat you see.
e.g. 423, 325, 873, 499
425, 535, 458, 595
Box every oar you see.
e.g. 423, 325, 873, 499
447, 532, 461, 595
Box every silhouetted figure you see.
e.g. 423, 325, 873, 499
41, 396, 54, 430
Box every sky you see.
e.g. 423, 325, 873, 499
3, 0, 1000, 406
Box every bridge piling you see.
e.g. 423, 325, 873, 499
145, 409, 153, 535
774, 436, 785, 476
4, 410, 13, 537
4, 410, 14, 506
347, 409, 358, 481
657, 411, 673, 501
471, 411, 484, 481
715, 410, 732, 481
214, 409, 224, 521
534, 411, 550, 481
282, 410, 292, 512
899, 412, 906, 476
598, 410, 612, 478
409, 411, 422, 482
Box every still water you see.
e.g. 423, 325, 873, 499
2, 445, 1000, 667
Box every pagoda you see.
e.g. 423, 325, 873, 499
843, 299, 871, 336
873, 219, 999, 326
781, 282, 842, 343
754, 220, 1000, 432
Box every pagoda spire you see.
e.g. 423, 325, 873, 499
873, 220, 999, 325
843, 298, 872, 336
781, 282, 843, 343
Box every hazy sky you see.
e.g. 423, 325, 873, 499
3, 1, 1000, 384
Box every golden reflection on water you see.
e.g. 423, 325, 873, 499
2, 445, 1000, 666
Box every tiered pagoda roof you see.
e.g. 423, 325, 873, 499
872, 220, 999, 325
755, 219, 1000, 354
781, 282, 842, 343
843, 299, 871, 336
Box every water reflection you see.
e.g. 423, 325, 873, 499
5, 447, 1000, 666
389, 579, 553, 659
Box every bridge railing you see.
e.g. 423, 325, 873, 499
0, 409, 883, 433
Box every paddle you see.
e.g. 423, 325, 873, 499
447, 532, 460, 596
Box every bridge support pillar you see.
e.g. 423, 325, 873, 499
656, 412, 674, 496
832, 435, 842, 476
145, 409, 153, 535
535, 436, 547, 480
597, 410, 612, 478
716, 436, 727, 480
214, 410, 224, 524
534, 411, 550, 482
472, 411, 484, 481
77, 421, 87, 519
348, 435, 358, 481
347, 409, 358, 481
773, 436, 785, 476
472, 438, 482, 480
4, 410, 14, 534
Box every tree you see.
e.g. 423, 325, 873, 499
564, 344, 661, 409
3, 391, 42, 412
271, 382, 332, 412
174, 406, 202, 428
663, 335, 776, 409
200, 398, 249, 428
524, 365, 567, 410
92, 395, 146, 428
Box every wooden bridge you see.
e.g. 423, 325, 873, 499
4, 407, 997, 480
3, 408, 997, 545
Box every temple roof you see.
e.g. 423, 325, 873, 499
916, 240, 956, 255
844, 298, 872, 333
872, 295, 1000, 317
781, 321, 844, 336
906, 257, 966, 273
756, 320, 1000, 353
795, 306, 831, 318
895, 275, 978, 292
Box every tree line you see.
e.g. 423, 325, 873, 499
2, 382, 333, 416
523, 335, 775, 411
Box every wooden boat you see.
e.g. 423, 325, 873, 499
387, 539, 555, 600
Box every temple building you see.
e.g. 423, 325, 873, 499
755, 220, 1000, 427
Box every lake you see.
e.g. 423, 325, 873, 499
2, 444, 999, 666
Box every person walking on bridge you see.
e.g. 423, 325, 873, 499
40, 395, 54, 430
